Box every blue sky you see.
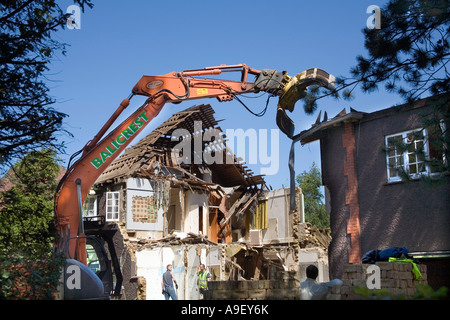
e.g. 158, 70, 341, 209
49, 0, 400, 189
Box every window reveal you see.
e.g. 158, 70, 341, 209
83, 195, 97, 217
132, 196, 158, 223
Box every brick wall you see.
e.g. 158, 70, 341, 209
342, 122, 362, 264
331, 262, 428, 300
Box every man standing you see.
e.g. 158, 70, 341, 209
300, 264, 342, 300
196, 263, 211, 299
162, 264, 178, 300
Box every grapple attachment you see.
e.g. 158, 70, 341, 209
276, 68, 335, 138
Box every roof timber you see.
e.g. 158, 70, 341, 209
95, 104, 267, 190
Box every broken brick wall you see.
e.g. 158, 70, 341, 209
320, 124, 348, 280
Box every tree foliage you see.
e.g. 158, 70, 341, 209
0, 254, 65, 300
0, 0, 93, 172
0, 148, 62, 258
296, 162, 329, 229
303, 0, 449, 179
303, 0, 449, 113
0, 149, 66, 296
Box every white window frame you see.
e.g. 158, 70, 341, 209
83, 194, 98, 217
385, 128, 430, 183
106, 191, 120, 221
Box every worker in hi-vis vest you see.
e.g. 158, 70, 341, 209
196, 263, 211, 299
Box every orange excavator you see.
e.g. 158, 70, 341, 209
54, 64, 335, 299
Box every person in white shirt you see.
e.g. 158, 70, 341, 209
300, 265, 343, 300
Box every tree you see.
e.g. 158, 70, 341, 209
303, 0, 449, 178
0, 0, 93, 172
0, 148, 62, 258
303, 0, 449, 113
296, 162, 329, 229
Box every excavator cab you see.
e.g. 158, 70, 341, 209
58, 236, 109, 300
57, 217, 120, 300
85, 235, 113, 295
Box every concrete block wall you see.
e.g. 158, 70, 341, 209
331, 262, 428, 300
205, 271, 300, 300
194, 262, 429, 300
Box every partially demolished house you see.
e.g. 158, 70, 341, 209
84, 104, 330, 299
90, 104, 268, 243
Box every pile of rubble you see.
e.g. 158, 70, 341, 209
122, 221, 331, 253
297, 222, 331, 250
130, 231, 217, 251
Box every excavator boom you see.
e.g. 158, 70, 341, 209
131, 64, 262, 103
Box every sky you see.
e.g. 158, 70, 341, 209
48, 0, 401, 190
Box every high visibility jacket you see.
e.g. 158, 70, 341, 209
198, 271, 210, 289
388, 257, 423, 280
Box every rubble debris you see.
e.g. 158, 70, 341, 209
129, 231, 218, 251
297, 222, 331, 250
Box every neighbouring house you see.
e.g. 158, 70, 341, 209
296, 94, 450, 290
83, 104, 331, 299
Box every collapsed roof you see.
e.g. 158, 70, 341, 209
95, 104, 266, 190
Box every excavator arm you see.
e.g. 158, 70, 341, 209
54, 63, 335, 299
132, 64, 262, 103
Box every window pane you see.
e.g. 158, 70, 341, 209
83, 196, 97, 217
418, 162, 426, 173
387, 135, 403, 173
386, 129, 430, 182
387, 136, 402, 153
388, 148, 396, 157
106, 192, 120, 221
